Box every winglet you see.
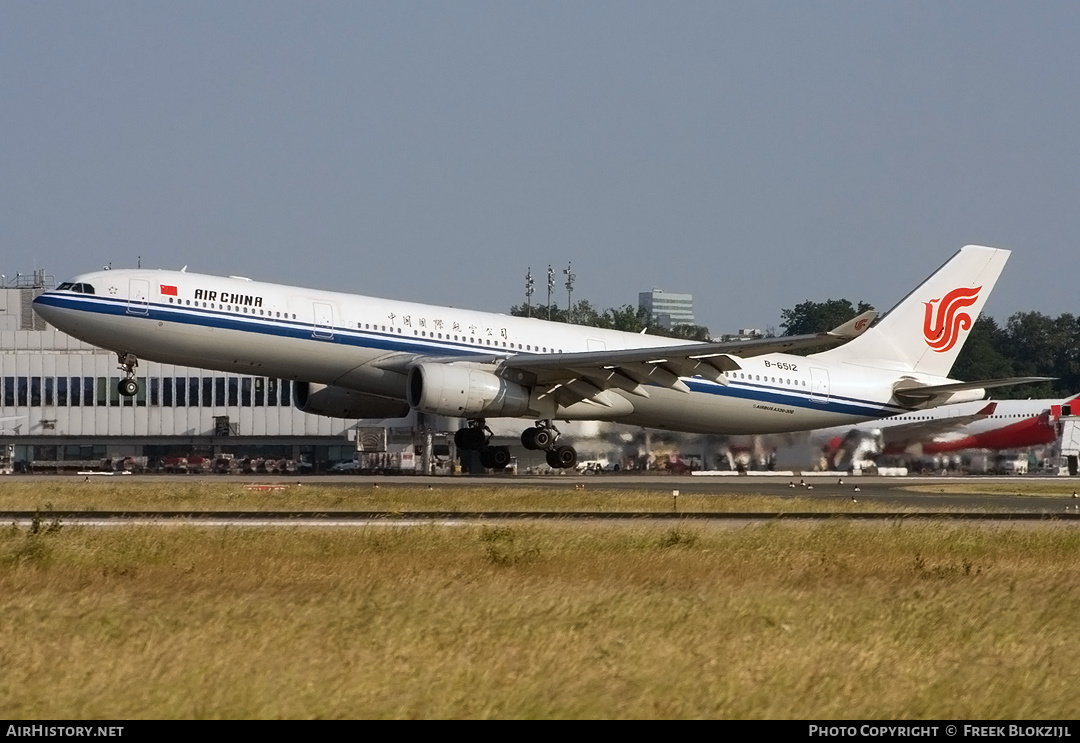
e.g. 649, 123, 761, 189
976, 402, 998, 417
826, 310, 877, 340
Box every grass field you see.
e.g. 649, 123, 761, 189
3, 500, 1080, 718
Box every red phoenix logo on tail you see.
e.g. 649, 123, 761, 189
923, 286, 981, 352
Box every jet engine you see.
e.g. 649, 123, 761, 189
293, 382, 410, 419
406, 363, 531, 417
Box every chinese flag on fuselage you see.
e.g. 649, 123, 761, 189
160, 285, 178, 296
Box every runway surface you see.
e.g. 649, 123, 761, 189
5, 472, 1080, 524
5, 512, 1080, 528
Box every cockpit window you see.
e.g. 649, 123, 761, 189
58, 282, 96, 294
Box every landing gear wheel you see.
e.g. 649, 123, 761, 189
455, 427, 487, 451
545, 446, 578, 470
532, 428, 553, 449
521, 426, 554, 450
551, 445, 577, 470
490, 446, 511, 470
479, 446, 511, 470
118, 378, 139, 397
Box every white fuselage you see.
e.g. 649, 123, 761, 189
32, 268, 964, 435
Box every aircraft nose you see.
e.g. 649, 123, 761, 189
31, 293, 62, 326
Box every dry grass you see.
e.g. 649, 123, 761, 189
2, 519, 1079, 719
1, 480, 948, 514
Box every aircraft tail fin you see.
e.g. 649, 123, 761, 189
815, 245, 1010, 378
1051, 394, 1080, 420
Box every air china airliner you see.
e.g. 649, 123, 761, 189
32, 245, 1043, 470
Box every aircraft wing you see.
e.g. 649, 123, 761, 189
375, 310, 876, 389
491, 310, 877, 407
875, 402, 998, 447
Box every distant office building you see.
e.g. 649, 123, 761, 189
715, 328, 766, 342
638, 288, 696, 329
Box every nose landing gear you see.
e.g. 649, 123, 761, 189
117, 353, 139, 397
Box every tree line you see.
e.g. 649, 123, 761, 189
511, 297, 1079, 399
509, 301, 711, 341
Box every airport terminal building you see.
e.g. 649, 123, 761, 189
0, 271, 377, 472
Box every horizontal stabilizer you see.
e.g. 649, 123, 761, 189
893, 376, 1055, 404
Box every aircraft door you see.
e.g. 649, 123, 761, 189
312, 302, 334, 340
809, 367, 830, 403
127, 280, 149, 316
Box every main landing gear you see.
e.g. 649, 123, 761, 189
521, 420, 577, 470
454, 420, 512, 471
117, 352, 139, 397
455, 419, 579, 472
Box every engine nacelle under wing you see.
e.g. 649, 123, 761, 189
407, 363, 531, 417
294, 382, 410, 419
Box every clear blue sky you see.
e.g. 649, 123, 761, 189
3, 2, 1078, 332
